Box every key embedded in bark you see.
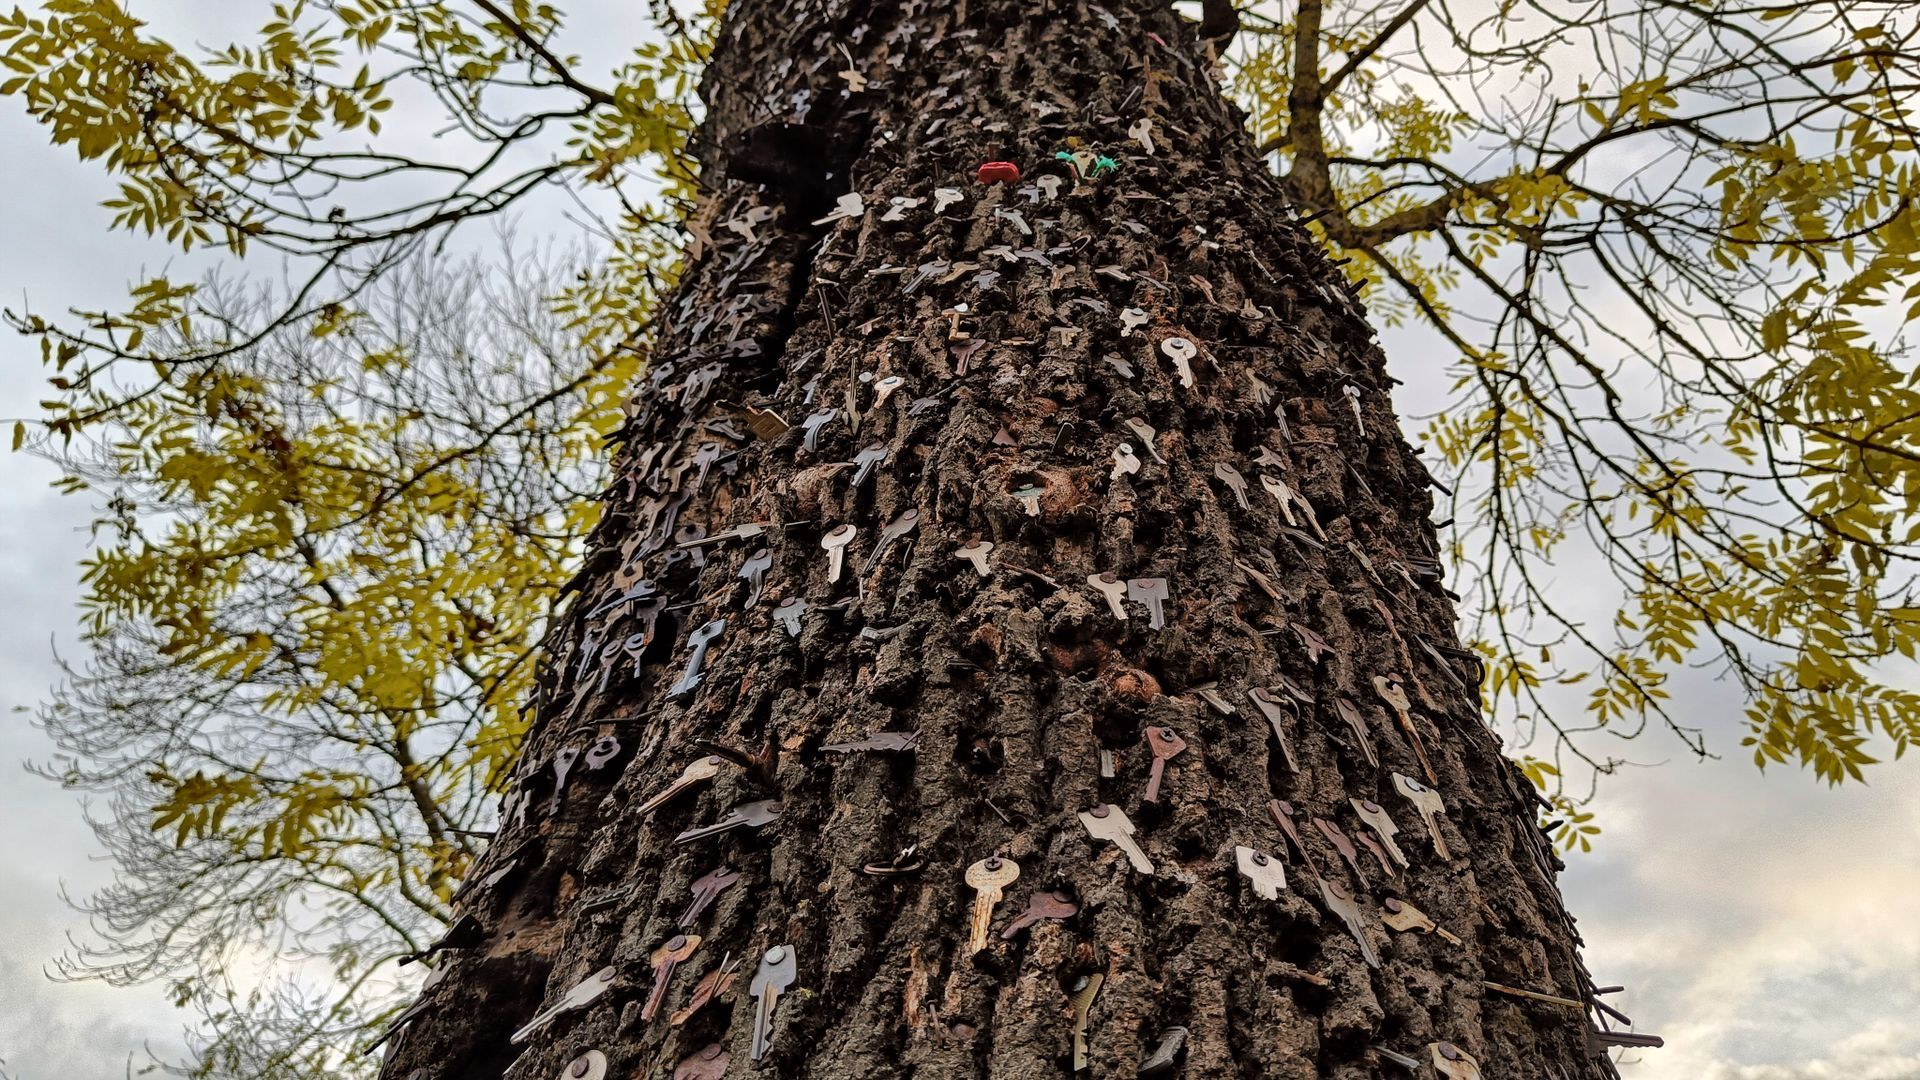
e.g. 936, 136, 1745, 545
1012, 485, 1046, 516
556, 1050, 607, 1080
1000, 890, 1077, 939
667, 618, 726, 699
1355, 830, 1399, 880
1381, 897, 1463, 944
1351, 798, 1411, 869
1142, 726, 1187, 803
1128, 117, 1157, 155
1317, 877, 1381, 969
690, 441, 723, 491
822, 731, 919, 753
680, 865, 742, 927
1087, 571, 1129, 620
1347, 539, 1386, 588
1260, 473, 1295, 518
669, 952, 740, 1027
810, 191, 864, 226
1247, 688, 1301, 772
850, 444, 887, 487
1120, 307, 1150, 336
509, 964, 617, 1044
1110, 442, 1142, 481
673, 799, 780, 845
1373, 674, 1439, 785
863, 508, 918, 573
1266, 799, 1315, 875
881, 195, 922, 222
1373, 1045, 1422, 1070
641, 933, 702, 1022
955, 540, 993, 577
1214, 462, 1250, 509
738, 548, 773, 608
1334, 697, 1379, 767
1393, 772, 1453, 860
619, 631, 647, 679
1290, 621, 1333, 664
1343, 383, 1367, 436
1139, 1025, 1186, 1076
871, 375, 905, 409
1079, 803, 1154, 874
672, 1043, 730, 1079
549, 746, 581, 814
1314, 816, 1371, 887
964, 856, 1019, 954
749, 944, 798, 1061
1069, 972, 1105, 1071
932, 187, 965, 214
800, 407, 837, 452
1236, 844, 1288, 899
1126, 577, 1170, 630
680, 522, 768, 549
638, 755, 727, 818
1124, 416, 1167, 463
1160, 336, 1197, 387
821, 524, 857, 583
1431, 1042, 1483, 1080
1194, 683, 1234, 716
773, 595, 808, 638
582, 734, 620, 772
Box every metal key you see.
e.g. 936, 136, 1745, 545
690, 441, 723, 491
1292, 622, 1333, 664
1087, 572, 1129, 620
1374, 675, 1438, 785
1393, 773, 1453, 860
550, 746, 581, 814
1334, 697, 1379, 767
638, 756, 726, 818
1351, 799, 1411, 869
1247, 688, 1301, 772
667, 618, 726, 699
1315, 817, 1369, 888
1070, 972, 1105, 1071
964, 856, 1019, 954
1262, 474, 1299, 526
1127, 577, 1169, 630
1142, 726, 1187, 803
557, 1051, 608, 1080
680, 865, 742, 927
1125, 417, 1167, 463
1214, 462, 1249, 509
1128, 117, 1157, 155
1011, 485, 1045, 516
1431, 1042, 1483, 1080
583, 734, 621, 771
1120, 307, 1150, 336
1268, 799, 1318, 875
738, 548, 773, 608
1000, 890, 1078, 939
510, 965, 617, 1044
749, 944, 797, 1062
1160, 337, 1196, 388
673, 1043, 730, 1080
956, 540, 993, 577
1236, 845, 1288, 900
1343, 384, 1366, 436
1079, 804, 1154, 874
850, 444, 887, 487
1355, 830, 1399, 879
800, 407, 837, 452
1318, 877, 1381, 968
932, 187, 965, 213
1139, 1026, 1187, 1076
669, 953, 739, 1027
1110, 442, 1141, 481
674, 800, 781, 845
641, 933, 702, 1021
772, 595, 808, 637
821, 524, 856, 583
871, 375, 904, 409
863, 508, 918, 573
1381, 897, 1462, 944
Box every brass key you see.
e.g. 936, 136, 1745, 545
636, 756, 725, 819
1432, 1042, 1483, 1080
1142, 726, 1187, 803
1079, 804, 1154, 875
964, 856, 1019, 954
1381, 897, 1463, 945
641, 933, 701, 1022
1070, 972, 1105, 1071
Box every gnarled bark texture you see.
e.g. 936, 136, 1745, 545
378, 1, 1630, 1077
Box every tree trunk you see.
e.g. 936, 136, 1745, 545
378, 1, 1626, 1078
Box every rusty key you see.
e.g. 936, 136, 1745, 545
749, 944, 797, 1061
669, 952, 741, 1027
1334, 697, 1379, 767
680, 865, 742, 927
673, 1044, 730, 1080
1142, 726, 1187, 803
1314, 816, 1369, 888
964, 856, 1019, 954
641, 933, 702, 1021
1000, 890, 1077, 939
637, 756, 726, 819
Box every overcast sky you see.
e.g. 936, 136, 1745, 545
3, 5, 1918, 1079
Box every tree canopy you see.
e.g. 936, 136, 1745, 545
7, 0, 1919, 1074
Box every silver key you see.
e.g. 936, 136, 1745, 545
667, 618, 726, 699
1246, 687, 1300, 772
1351, 798, 1411, 869
749, 944, 797, 1061
1127, 577, 1170, 630
1214, 462, 1249, 509
738, 548, 773, 608
821, 524, 857, 583
1079, 803, 1154, 874
1088, 572, 1128, 620
863, 508, 918, 573
956, 540, 993, 577
1111, 442, 1141, 481
932, 187, 964, 213
509, 965, 617, 1044
1160, 337, 1196, 388
1318, 877, 1381, 969
850, 444, 887, 487
1393, 773, 1453, 860
1124, 417, 1166, 463
800, 408, 837, 452
550, 746, 581, 813
674, 799, 781, 844
773, 596, 808, 637
1236, 845, 1287, 900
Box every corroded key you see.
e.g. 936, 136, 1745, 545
1381, 897, 1463, 944
1393, 772, 1453, 859
549, 746, 581, 814
1079, 804, 1154, 874
871, 375, 905, 409
1351, 798, 1411, 869
667, 618, 726, 699
773, 595, 807, 637
1247, 688, 1300, 772
1070, 972, 1105, 1071
674, 800, 780, 845
1334, 697, 1379, 767
1314, 816, 1369, 888
1000, 890, 1078, 939
641, 933, 702, 1021
956, 540, 993, 576
680, 865, 742, 927
1236, 845, 1287, 900
637, 755, 725, 818
964, 856, 1019, 954
1087, 571, 1129, 620
1291, 622, 1333, 664
821, 524, 857, 583
1373, 674, 1438, 785
669, 952, 740, 1027
1127, 577, 1170, 630
800, 407, 837, 452
1142, 726, 1187, 803
1318, 877, 1381, 969
749, 944, 797, 1062
673, 1043, 730, 1080
1214, 462, 1249, 509
1139, 1026, 1187, 1077
509, 965, 617, 1044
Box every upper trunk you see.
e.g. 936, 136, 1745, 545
377, 1, 1632, 1078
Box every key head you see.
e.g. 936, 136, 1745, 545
686, 618, 726, 649
734, 800, 781, 828
882, 508, 919, 540
1431, 1042, 1484, 1080
583, 734, 621, 770
822, 524, 856, 550
1127, 577, 1169, 602
1373, 674, 1411, 711
558, 1050, 608, 1080
965, 856, 1020, 890
1161, 336, 1197, 362
653, 933, 702, 965
1145, 726, 1187, 760
690, 864, 741, 894
674, 1045, 730, 1080
1236, 845, 1288, 900
751, 944, 797, 994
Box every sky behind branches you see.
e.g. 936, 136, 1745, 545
3, 4, 1918, 1077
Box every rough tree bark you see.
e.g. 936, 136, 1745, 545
377, 1, 1641, 1077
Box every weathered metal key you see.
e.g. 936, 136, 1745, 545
673, 1044, 730, 1080
1393, 772, 1453, 859
1142, 726, 1187, 803
749, 944, 797, 1062
1247, 688, 1300, 772
863, 508, 918, 573
1351, 798, 1411, 869
821, 524, 856, 583
1079, 804, 1154, 874
641, 933, 701, 1021
509, 964, 617, 1044
1070, 972, 1105, 1071
1214, 462, 1249, 509
964, 856, 1019, 954
667, 618, 726, 699
680, 865, 742, 927
673, 800, 780, 845
1000, 890, 1078, 939
669, 952, 740, 1027
1127, 577, 1170, 630
1236, 845, 1288, 899
1318, 877, 1381, 969
1087, 571, 1129, 620
956, 540, 993, 576
637, 755, 725, 819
